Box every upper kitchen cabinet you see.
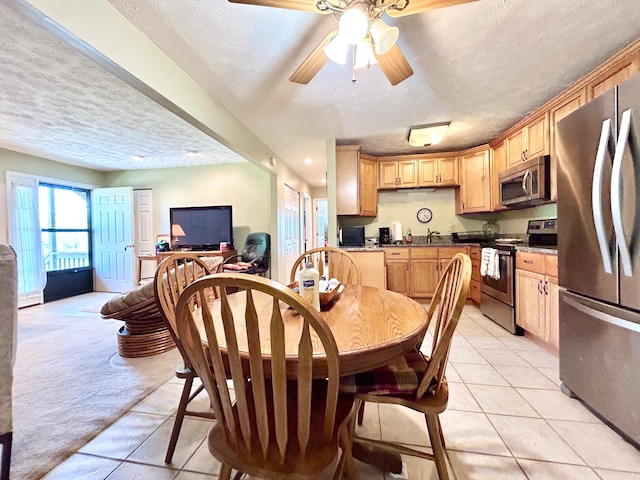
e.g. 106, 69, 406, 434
417, 155, 459, 187
490, 142, 507, 211
586, 50, 640, 101
505, 112, 550, 168
455, 145, 491, 214
336, 145, 378, 217
378, 157, 418, 189
549, 88, 588, 202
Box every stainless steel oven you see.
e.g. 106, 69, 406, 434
480, 246, 521, 334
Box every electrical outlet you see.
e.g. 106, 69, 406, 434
449, 224, 456, 232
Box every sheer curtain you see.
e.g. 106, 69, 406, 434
7, 173, 46, 307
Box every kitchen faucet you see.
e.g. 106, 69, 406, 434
426, 228, 440, 244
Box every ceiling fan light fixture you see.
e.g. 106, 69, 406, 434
370, 18, 399, 55
324, 34, 349, 64
408, 122, 451, 147
338, 4, 369, 45
354, 38, 377, 69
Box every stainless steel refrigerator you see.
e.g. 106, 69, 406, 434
556, 73, 640, 447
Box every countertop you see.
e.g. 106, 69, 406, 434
342, 242, 558, 255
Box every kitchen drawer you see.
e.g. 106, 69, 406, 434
544, 254, 558, 277
384, 248, 409, 260
439, 246, 468, 259
516, 251, 545, 274
469, 247, 482, 261
410, 247, 439, 259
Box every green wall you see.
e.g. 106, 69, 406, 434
103, 162, 271, 254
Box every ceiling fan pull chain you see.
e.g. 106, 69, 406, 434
352, 44, 357, 83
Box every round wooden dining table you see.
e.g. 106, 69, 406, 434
197, 283, 430, 378
195, 282, 428, 474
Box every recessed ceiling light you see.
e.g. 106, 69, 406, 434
186, 150, 198, 156
132, 155, 144, 161
305, 157, 313, 164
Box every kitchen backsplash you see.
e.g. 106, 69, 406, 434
338, 188, 557, 238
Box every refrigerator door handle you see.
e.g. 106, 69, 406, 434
592, 118, 614, 275
611, 109, 633, 277
563, 294, 640, 334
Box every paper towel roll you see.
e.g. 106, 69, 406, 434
391, 220, 403, 242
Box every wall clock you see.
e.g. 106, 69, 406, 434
417, 207, 433, 223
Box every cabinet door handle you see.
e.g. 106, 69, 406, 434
537, 280, 543, 294
544, 280, 549, 295
524, 259, 533, 264
390, 252, 400, 256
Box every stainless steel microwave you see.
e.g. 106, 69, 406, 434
499, 155, 551, 208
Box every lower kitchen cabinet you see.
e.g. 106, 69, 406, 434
384, 248, 410, 296
469, 246, 481, 303
385, 247, 469, 299
515, 251, 559, 350
349, 250, 386, 290
410, 248, 439, 297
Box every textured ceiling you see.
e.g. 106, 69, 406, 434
1, 1, 640, 186
0, 2, 246, 171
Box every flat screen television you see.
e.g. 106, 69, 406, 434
170, 205, 233, 251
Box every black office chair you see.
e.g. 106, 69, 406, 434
222, 232, 270, 276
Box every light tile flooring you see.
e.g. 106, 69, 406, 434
42, 304, 640, 479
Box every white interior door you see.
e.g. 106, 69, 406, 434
133, 189, 155, 280
314, 198, 328, 249
283, 185, 300, 280
92, 187, 134, 292
304, 194, 312, 252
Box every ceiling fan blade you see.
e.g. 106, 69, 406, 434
386, 0, 478, 18
289, 30, 338, 84
375, 44, 414, 86
227, 0, 328, 13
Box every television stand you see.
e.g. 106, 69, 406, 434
157, 249, 237, 262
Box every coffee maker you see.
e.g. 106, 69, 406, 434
379, 227, 391, 245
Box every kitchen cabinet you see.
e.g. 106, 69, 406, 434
409, 248, 439, 298
469, 246, 481, 304
549, 89, 587, 202
456, 146, 491, 214
378, 158, 418, 189
384, 248, 410, 296
505, 112, 550, 168
490, 142, 507, 211
417, 156, 459, 187
586, 52, 640, 101
515, 251, 559, 350
385, 247, 469, 298
349, 250, 386, 290
336, 145, 378, 216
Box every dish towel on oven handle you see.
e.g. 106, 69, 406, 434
481, 248, 501, 280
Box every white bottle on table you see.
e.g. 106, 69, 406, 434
299, 256, 320, 311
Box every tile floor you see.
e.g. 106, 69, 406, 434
42, 303, 640, 479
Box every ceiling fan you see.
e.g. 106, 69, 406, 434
228, 0, 478, 86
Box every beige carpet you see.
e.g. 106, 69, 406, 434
12, 293, 181, 480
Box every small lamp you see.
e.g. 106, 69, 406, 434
408, 122, 451, 147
